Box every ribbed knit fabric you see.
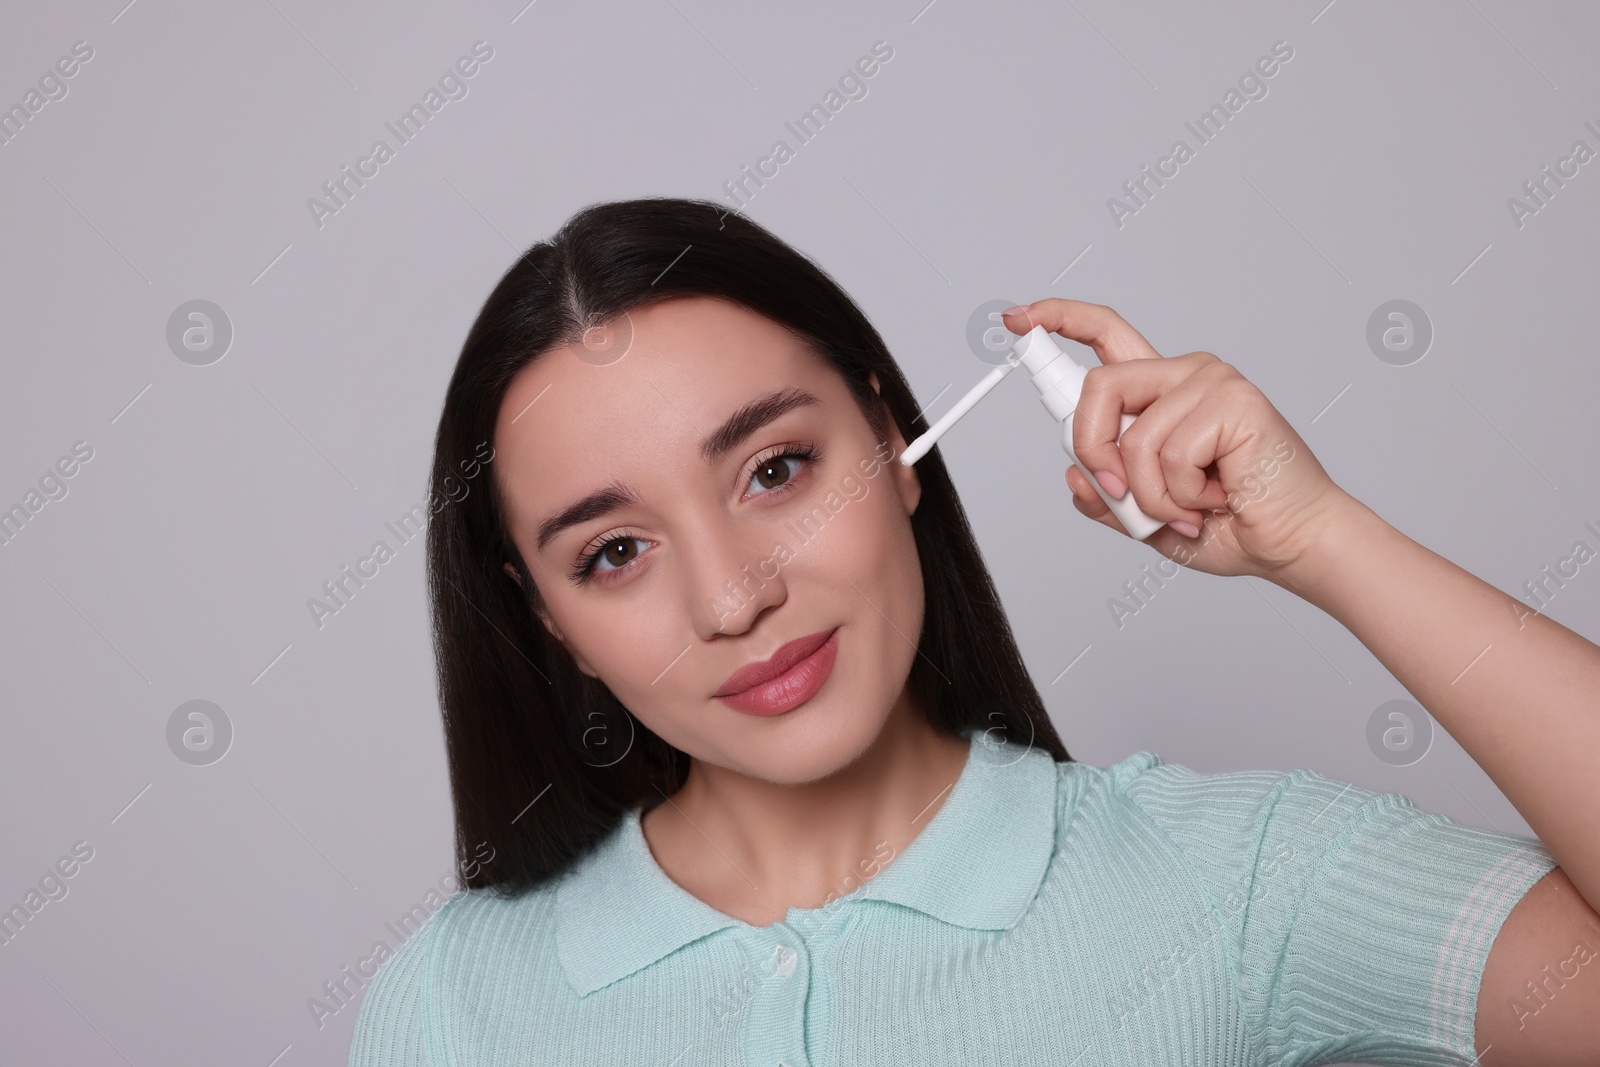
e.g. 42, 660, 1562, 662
347, 729, 1556, 1066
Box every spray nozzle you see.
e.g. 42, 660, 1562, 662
899, 326, 1082, 466
898, 325, 1168, 541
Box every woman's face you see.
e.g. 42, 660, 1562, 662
493, 294, 927, 785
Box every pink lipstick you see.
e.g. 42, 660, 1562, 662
715, 628, 840, 716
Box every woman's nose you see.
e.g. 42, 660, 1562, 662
684, 518, 788, 640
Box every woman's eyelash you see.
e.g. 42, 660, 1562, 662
568, 443, 821, 585
743, 443, 819, 499
569, 530, 644, 584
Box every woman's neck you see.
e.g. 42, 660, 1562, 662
639, 700, 973, 927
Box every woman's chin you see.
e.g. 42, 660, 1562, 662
730, 698, 896, 787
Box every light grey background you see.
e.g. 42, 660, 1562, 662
3, 0, 1596, 1063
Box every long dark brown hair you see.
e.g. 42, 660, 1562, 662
426, 196, 1071, 896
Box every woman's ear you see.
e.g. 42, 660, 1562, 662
866, 372, 922, 517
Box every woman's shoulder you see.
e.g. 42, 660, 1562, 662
360, 880, 564, 1004
427, 879, 563, 962
347, 882, 565, 1066
1054, 747, 1305, 792
1050, 747, 1553, 907
1048, 747, 1380, 857
1053, 747, 1347, 810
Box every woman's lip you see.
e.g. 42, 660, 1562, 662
716, 629, 840, 716
715, 628, 837, 696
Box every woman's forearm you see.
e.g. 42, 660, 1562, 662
1270, 493, 1600, 914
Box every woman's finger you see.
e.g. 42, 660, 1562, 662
1071, 352, 1220, 502
1001, 299, 1163, 365
1086, 359, 1228, 525
1065, 465, 1126, 535
1153, 410, 1232, 514
1065, 464, 1108, 515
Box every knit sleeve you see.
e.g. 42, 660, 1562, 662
346, 908, 441, 1067
1117, 755, 1558, 1067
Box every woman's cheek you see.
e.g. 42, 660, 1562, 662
796, 496, 875, 582
830, 479, 923, 622
555, 592, 652, 702
607, 605, 681, 701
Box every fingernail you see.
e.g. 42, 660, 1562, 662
1094, 469, 1126, 498
1002, 304, 1030, 317
1170, 520, 1200, 538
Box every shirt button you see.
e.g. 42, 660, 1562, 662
772, 944, 797, 978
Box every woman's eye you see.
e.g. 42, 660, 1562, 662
745, 448, 815, 497
571, 534, 649, 583
587, 537, 645, 574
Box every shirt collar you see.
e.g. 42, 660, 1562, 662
554, 728, 1060, 997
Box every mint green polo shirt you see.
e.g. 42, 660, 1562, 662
348, 728, 1556, 1066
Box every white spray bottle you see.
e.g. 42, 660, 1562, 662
899, 325, 1168, 540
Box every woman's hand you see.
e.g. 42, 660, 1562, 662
1002, 298, 1356, 585
996, 308, 1600, 1052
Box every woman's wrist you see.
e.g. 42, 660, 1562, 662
1261, 490, 1404, 612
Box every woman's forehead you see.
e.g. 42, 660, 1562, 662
500, 297, 834, 440
493, 297, 848, 525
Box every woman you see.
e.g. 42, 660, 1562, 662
348, 197, 1600, 1065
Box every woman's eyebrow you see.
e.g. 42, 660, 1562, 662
535, 386, 822, 552
536, 482, 638, 552
697, 387, 820, 465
